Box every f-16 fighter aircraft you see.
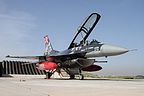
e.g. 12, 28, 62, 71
6, 13, 129, 80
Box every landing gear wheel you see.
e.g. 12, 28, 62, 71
70, 75, 75, 79
79, 74, 84, 80
45, 72, 52, 79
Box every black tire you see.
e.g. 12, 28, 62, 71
45, 72, 52, 79
79, 74, 84, 80
70, 74, 75, 79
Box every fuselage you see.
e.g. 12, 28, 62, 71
56, 40, 128, 59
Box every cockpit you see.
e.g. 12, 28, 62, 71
89, 39, 100, 45
72, 39, 100, 47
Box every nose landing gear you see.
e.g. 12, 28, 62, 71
69, 74, 84, 80
79, 74, 84, 80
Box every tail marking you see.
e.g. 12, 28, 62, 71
44, 35, 53, 56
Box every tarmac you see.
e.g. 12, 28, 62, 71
0, 75, 144, 96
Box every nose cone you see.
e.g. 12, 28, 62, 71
101, 44, 129, 56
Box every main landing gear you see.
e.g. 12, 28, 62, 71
45, 70, 56, 79
45, 71, 52, 79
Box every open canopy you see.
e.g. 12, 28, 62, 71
68, 13, 101, 49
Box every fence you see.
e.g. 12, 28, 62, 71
0, 61, 45, 77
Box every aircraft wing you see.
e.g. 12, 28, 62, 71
68, 13, 101, 49
6, 51, 87, 61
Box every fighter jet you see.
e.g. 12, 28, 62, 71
6, 13, 129, 80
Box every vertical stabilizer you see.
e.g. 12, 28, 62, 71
44, 35, 53, 56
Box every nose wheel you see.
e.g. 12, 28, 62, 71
79, 74, 84, 80
69, 74, 84, 80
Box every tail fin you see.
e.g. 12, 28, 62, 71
44, 35, 53, 56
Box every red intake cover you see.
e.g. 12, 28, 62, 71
41, 62, 58, 70
82, 65, 102, 71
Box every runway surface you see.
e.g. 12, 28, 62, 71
0, 76, 144, 96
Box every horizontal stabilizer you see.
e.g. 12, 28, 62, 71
6, 55, 46, 60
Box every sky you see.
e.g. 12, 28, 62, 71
0, 0, 143, 76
